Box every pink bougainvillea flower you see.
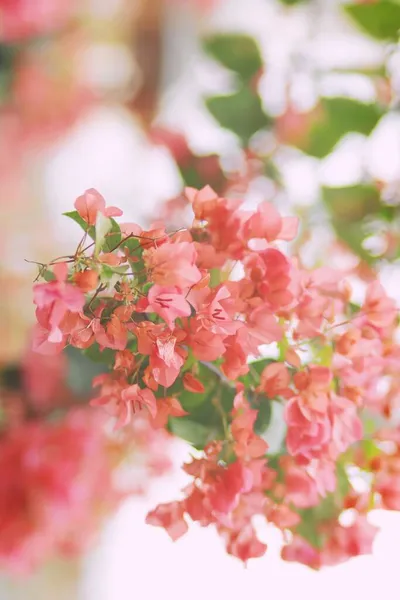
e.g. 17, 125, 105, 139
33, 262, 84, 348
362, 281, 397, 328
208, 461, 253, 514
144, 241, 202, 288
147, 285, 191, 329
222, 524, 267, 563
187, 322, 227, 361
149, 332, 187, 388
95, 313, 128, 351
282, 536, 321, 569
243, 201, 299, 243
237, 306, 282, 355
197, 286, 242, 336
120, 385, 157, 425
259, 362, 292, 399
285, 397, 331, 461
146, 502, 188, 542
182, 372, 205, 393
282, 462, 320, 509
74, 188, 122, 226
151, 397, 187, 428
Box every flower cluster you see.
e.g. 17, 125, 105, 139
30, 185, 400, 566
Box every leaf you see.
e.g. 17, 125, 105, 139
168, 417, 218, 449
101, 218, 122, 253
359, 439, 382, 462
83, 343, 115, 365
295, 495, 337, 549
205, 87, 272, 145
203, 33, 263, 81
321, 184, 381, 263
331, 220, 374, 264
1, 365, 21, 390
305, 97, 382, 158
253, 395, 272, 435
65, 346, 107, 395
336, 463, 351, 501
240, 357, 275, 388
344, 1, 400, 41
278, 0, 308, 4
322, 184, 381, 223
94, 212, 112, 256
63, 211, 94, 237
42, 269, 56, 282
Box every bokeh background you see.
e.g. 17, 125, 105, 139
1, 0, 400, 598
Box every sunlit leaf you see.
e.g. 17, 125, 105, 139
322, 184, 381, 223
304, 97, 382, 158
168, 417, 219, 449
203, 33, 263, 81
205, 87, 272, 145
344, 1, 400, 40
94, 212, 112, 257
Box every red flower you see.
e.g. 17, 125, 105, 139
146, 502, 188, 542
74, 189, 122, 226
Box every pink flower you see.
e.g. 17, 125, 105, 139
197, 286, 242, 336
208, 461, 253, 514
147, 285, 191, 329
119, 385, 158, 427
144, 241, 202, 288
259, 362, 292, 399
188, 323, 227, 361
150, 334, 186, 388
33, 262, 84, 348
146, 502, 188, 542
285, 397, 331, 461
282, 536, 321, 569
284, 464, 320, 508
151, 397, 187, 428
237, 306, 282, 355
74, 188, 122, 226
243, 201, 298, 243
329, 395, 363, 458
223, 524, 267, 563
362, 281, 397, 328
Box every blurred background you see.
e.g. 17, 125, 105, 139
1, 0, 400, 597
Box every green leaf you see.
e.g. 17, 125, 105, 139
83, 343, 115, 365
63, 211, 121, 254
240, 357, 275, 388
168, 417, 218, 449
253, 395, 272, 435
336, 463, 351, 500
205, 87, 272, 145
344, 1, 400, 41
331, 220, 374, 263
322, 184, 381, 223
42, 269, 56, 282
203, 33, 263, 81
305, 97, 382, 158
1, 365, 21, 390
63, 211, 94, 237
322, 184, 382, 263
295, 495, 337, 549
278, 0, 308, 4
65, 346, 107, 395
94, 212, 112, 256
101, 218, 122, 253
